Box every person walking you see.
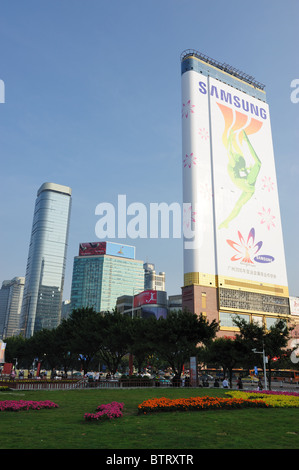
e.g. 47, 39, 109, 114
222, 378, 229, 388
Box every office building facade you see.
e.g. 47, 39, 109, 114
144, 263, 165, 291
0, 277, 25, 339
21, 183, 72, 337
70, 241, 144, 313
181, 50, 290, 335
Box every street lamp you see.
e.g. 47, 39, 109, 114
252, 345, 268, 390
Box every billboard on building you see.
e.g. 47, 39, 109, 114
79, 242, 106, 256
79, 241, 135, 259
106, 242, 135, 259
290, 297, 299, 316
181, 71, 216, 278
134, 290, 157, 308
141, 306, 168, 320
182, 68, 288, 289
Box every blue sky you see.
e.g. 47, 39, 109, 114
0, 0, 298, 299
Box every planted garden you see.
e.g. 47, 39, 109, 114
0, 388, 298, 449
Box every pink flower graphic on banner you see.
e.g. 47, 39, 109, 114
198, 128, 209, 141
198, 183, 213, 200
182, 100, 195, 118
261, 176, 274, 192
258, 207, 276, 230
227, 228, 263, 264
183, 153, 197, 168
183, 205, 196, 230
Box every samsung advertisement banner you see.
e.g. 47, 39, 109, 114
182, 69, 288, 289
182, 71, 216, 277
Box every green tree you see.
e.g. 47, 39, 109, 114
3, 335, 27, 368
202, 337, 243, 387
60, 307, 103, 374
98, 309, 133, 374
25, 328, 62, 371
129, 316, 158, 373
233, 316, 292, 389
153, 310, 218, 379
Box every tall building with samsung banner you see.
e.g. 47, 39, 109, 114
181, 50, 290, 336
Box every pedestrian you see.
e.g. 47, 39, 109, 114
258, 379, 263, 391
214, 378, 219, 387
222, 378, 228, 388
237, 377, 243, 389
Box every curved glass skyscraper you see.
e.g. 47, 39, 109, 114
21, 183, 72, 338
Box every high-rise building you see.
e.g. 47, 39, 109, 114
143, 263, 165, 291
61, 300, 71, 321
181, 50, 290, 336
0, 277, 25, 339
168, 294, 182, 313
70, 241, 144, 313
21, 183, 72, 337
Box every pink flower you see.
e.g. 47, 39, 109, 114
0, 400, 58, 412
84, 402, 124, 422
182, 100, 195, 118
258, 207, 276, 230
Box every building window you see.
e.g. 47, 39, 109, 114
265, 317, 280, 329
251, 315, 264, 327
219, 312, 249, 328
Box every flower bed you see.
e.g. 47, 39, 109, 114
138, 396, 269, 415
84, 401, 124, 422
227, 391, 299, 408
242, 390, 299, 397
0, 400, 59, 412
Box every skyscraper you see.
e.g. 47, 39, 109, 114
143, 263, 166, 291
0, 277, 25, 339
21, 183, 72, 338
181, 50, 290, 335
70, 241, 144, 313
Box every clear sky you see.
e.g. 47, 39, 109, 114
0, 0, 298, 299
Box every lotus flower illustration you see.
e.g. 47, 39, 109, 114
227, 228, 262, 264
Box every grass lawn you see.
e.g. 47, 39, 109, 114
0, 387, 298, 450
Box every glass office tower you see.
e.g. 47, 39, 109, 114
21, 183, 72, 338
0, 277, 25, 339
70, 242, 144, 313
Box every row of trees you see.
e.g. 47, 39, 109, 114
4, 308, 297, 389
